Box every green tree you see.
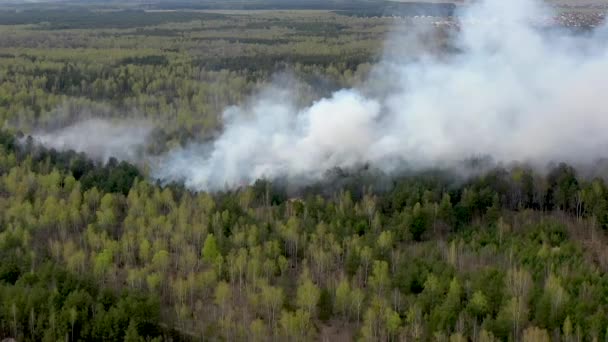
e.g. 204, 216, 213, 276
467, 290, 489, 320
335, 278, 351, 319
249, 318, 267, 342
563, 316, 573, 341
317, 288, 332, 322
214, 281, 232, 319
124, 320, 143, 342
296, 270, 320, 315
368, 260, 390, 296
409, 202, 429, 241
438, 193, 454, 227
260, 284, 283, 329
202, 234, 220, 263
280, 309, 312, 341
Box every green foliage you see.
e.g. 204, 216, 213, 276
317, 288, 333, 322
467, 290, 489, 319
202, 233, 220, 264
0, 9, 225, 29
124, 320, 143, 342
0, 262, 163, 341
409, 202, 429, 241
296, 269, 320, 315
1, 8, 608, 339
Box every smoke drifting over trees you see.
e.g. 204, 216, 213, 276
32, 119, 153, 163
23, 0, 608, 191
151, 0, 608, 190
5, 3, 608, 341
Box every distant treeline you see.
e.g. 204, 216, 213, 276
150, 0, 458, 17
0, 3, 457, 30
336, 2, 457, 17
195, 53, 377, 72
0, 9, 225, 29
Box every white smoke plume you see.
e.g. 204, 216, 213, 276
157, 0, 608, 190
33, 119, 153, 162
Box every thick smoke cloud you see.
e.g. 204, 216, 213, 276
33, 119, 152, 162
157, 0, 608, 190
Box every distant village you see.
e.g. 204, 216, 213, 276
425, 11, 607, 29
549, 11, 606, 28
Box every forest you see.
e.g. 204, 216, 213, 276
2, 2, 608, 342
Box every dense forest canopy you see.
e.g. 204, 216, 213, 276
4, 125, 608, 341
2, 1, 608, 341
